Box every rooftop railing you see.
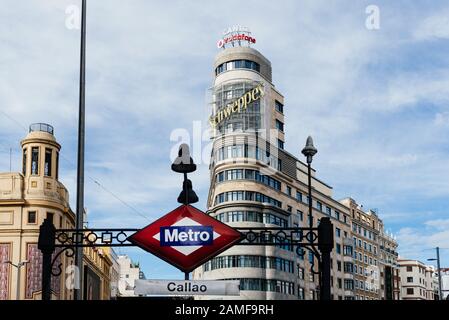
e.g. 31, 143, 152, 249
29, 123, 54, 135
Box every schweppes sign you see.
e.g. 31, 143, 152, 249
209, 84, 264, 128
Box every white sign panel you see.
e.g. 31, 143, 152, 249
134, 279, 240, 296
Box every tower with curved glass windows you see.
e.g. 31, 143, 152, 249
192, 39, 395, 300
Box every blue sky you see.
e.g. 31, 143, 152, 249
1, 0, 449, 278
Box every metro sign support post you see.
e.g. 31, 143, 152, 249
128, 204, 242, 274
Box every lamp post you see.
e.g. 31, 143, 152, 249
171, 143, 198, 281
74, 0, 87, 301
301, 136, 317, 234
3, 260, 29, 300
428, 247, 443, 300
301, 136, 333, 301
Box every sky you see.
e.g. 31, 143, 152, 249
1, 0, 449, 279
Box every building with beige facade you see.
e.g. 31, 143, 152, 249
117, 254, 146, 297
192, 31, 399, 300
398, 259, 437, 300
341, 199, 400, 300
0, 123, 113, 300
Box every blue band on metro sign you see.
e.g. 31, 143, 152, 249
160, 226, 213, 246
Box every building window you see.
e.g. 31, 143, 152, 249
275, 100, 284, 114
297, 248, 305, 260
344, 279, 354, 290
406, 266, 413, 272
275, 119, 284, 132
287, 205, 292, 213
215, 191, 282, 208
407, 288, 414, 295
407, 277, 413, 283
31, 147, 39, 175
326, 206, 331, 215
344, 262, 354, 273
22, 148, 27, 175
55, 151, 59, 179
298, 286, 304, 300
336, 243, 341, 254
27, 211, 37, 224
277, 139, 284, 150
215, 59, 260, 75
286, 186, 291, 196
297, 265, 304, 279
308, 251, 314, 264
343, 245, 353, 256
337, 261, 342, 272
335, 211, 340, 221
297, 210, 303, 221
44, 148, 52, 177
336, 228, 341, 238
316, 201, 322, 211
296, 191, 302, 202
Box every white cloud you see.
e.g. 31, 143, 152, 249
435, 112, 449, 127
413, 10, 449, 40
396, 221, 449, 266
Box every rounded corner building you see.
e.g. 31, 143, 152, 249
193, 28, 397, 301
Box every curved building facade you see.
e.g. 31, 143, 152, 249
193, 43, 354, 300
193, 34, 399, 300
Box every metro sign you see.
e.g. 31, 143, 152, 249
128, 205, 242, 273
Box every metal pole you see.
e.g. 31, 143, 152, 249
185, 272, 189, 281
437, 247, 443, 300
42, 252, 52, 300
184, 173, 188, 204
307, 163, 313, 234
74, 0, 87, 301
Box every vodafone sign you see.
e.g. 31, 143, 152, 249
217, 25, 256, 48
128, 205, 242, 273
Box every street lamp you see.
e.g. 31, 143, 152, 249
3, 260, 29, 300
428, 246, 443, 300
301, 136, 317, 233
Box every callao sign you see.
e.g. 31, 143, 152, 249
128, 205, 242, 272
217, 25, 256, 49
134, 279, 240, 296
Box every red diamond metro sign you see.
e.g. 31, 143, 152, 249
127, 205, 242, 273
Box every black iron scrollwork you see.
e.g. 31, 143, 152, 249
236, 227, 323, 276
54, 228, 139, 247
51, 247, 75, 277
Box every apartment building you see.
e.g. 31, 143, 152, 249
398, 259, 436, 300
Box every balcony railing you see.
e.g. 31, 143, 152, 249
29, 123, 54, 135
